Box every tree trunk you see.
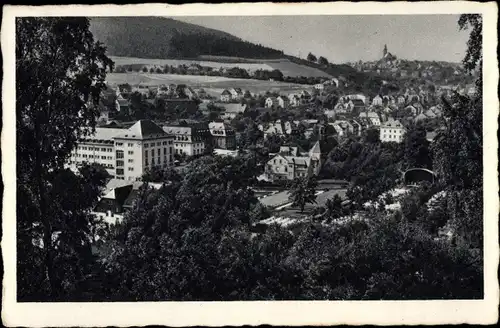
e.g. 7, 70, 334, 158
35, 121, 58, 299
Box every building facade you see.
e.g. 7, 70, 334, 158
209, 122, 236, 150
380, 118, 406, 143
163, 123, 209, 156
69, 120, 175, 181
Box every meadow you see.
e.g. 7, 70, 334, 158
105, 72, 314, 97
110, 56, 331, 78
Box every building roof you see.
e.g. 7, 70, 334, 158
309, 140, 321, 155
219, 103, 247, 114
382, 119, 405, 129
163, 126, 193, 136
116, 120, 169, 140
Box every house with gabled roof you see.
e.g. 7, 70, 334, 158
265, 141, 322, 181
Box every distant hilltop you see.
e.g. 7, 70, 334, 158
89, 17, 284, 60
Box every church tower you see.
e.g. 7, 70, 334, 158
383, 44, 388, 57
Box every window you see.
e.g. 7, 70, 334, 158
152, 158, 155, 165
116, 150, 124, 159
108, 148, 112, 152
116, 168, 124, 175
157, 149, 160, 156
145, 150, 149, 157
157, 142, 161, 146
128, 151, 134, 155
169, 147, 173, 153
101, 148, 107, 152
128, 159, 134, 163
169, 155, 173, 162
162, 141, 167, 145
144, 143, 149, 148
116, 142, 123, 146
101, 156, 106, 159
163, 147, 167, 154
128, 143, 133, 147
128, 167, 134, 171
116, 160, 124, 167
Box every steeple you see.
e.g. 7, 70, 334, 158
383, 44, 388, 57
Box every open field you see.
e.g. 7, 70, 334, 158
105, 72, 314, 97
110, 56, 331, 78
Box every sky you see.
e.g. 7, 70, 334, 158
173, 15, 469, 64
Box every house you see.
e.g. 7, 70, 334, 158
349, 119, 362, 136
380, 118, 406, 143
346, 99, 366, 113
265, 141, 322, 181
372, 95, 383, 106
405, 105, 418, 116
277, 96, 290, 109
209, 121, 236, 150
314, 83, 325, 91
92, 181, 134, 225
219, 103, 248, 120
334, 102, 348, 113
229, 88, 244, 100
220, 89, 232, 102
288, 94, 301, 107
330, 122, 347, 138
262, 120, 298, 139
300, 90, 311, 99
115, 99, 130, 114
359, 112, 381, 126
265, 97, 279, 109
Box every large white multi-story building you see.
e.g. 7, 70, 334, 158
380, 118, 406, 143
69, 120, 175, 181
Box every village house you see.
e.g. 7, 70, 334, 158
372, 95, 383, 106
346, 99, 366, 113
265, 141, 322, 181
380, 118, 406, 143
277, 96, 290, 108
260, 120, 299, 139
288, 94, 301, 107
359, 112, 381, 126
314, 83, 325, 91
220, 89, 232, 102
229, 87, 244, 100
115, 98, 131, 114
405, 105, 418, 116
265, 97, 279, 109
219, 103, 248, 120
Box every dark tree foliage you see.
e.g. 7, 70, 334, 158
16, 17, 113, 300
168, 31, 284, 59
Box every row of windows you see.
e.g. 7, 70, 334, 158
145, 148, 172, 157
71, 160, 114, 169
144, 141, 173, 148
75, 154, 113, 160
383, 134, 402, 140
77, 146, 113, 152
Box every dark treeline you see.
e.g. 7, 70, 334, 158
168, 31, 284, 59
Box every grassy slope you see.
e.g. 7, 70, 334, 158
105, 72, 314, 97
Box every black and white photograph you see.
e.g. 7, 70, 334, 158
2, 2, 498, 326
